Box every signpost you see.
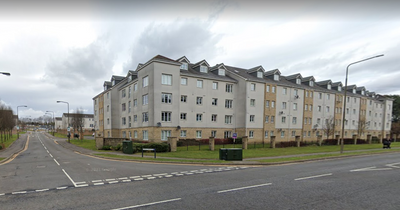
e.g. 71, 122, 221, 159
233, 133, 237, 148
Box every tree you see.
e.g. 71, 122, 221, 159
70, 108, 84, 140
391, 122, 400, 140
357, 119, 369, 138
322, 117, 335, 139
0, 102, 15, 143
387, 95, 400, 122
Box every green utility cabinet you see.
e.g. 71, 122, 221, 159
122, 140, 133, 154
219, 148, 243, 161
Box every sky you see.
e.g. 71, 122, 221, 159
0, 0, 399, 120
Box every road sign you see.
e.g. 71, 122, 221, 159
232, 133, 237, 138
67, 127, 70, 132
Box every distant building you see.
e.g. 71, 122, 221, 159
93, 55, 393, 142
58, 113, 94, 131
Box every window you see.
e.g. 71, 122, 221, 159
292, 117, 297, 124
225, 100, 233, 108
224, 131, 231, 139
226, 84, 233, 92
317, 118, 321, 124
326, 106, 330, 112
180, 130, 187, 137
271, 131, 274, 136
134, 99, 137, 107
107, 105, 109, 112
327, 94, 330, 100
142, 94, 148, 105
161, 130, 171, 141
212, 82, 218, 90
128, 116, 131, 127
181, 78, 187, 85
122, 117, 126, 125
266, 85, 270, 92
265, 115, 269, 123
197, 80, 203, 88
318, 93, 322, 99
250, 115, 255, 122
128, 87, 131, 98
283, 88, 287, 95
271, 101, 275, 108
257, 71, 263, 78
162, 74, 172, 85
296, 78, 301, 84
305, 104, 308, 111
309, 105, 313, 111
266, 100, 270, 107
211, 114, 217, 122
128, 101, 131, 113
265, 131, 269, 138
200, 66, 208, 73
282, 116, 286, 123
294, 89, 298, 96
180, 63, 188, 70
133, 115, 137, 122
134, 83, 138, 91
249, 131, 254, 138
161, 93, 172, 104
211, 130, 216, 137
180, 113, 187, 120
272, 86, 276, 93
225, 115, 232, 124
142, 112, 148, 122
250, 99, 255, 106
107, 92, 109, 99
134, 131, 138, 138
271, 116, 275, 123
212, 98, 218, 106
282, 102, 287, 109
318, 106, 322, 112
281, 131, 285, 137
292, 131, 296, 137
122, 89, 126, 98
219, 69, 225, 76
181, 95, 187, 102
250, 83, 256, 91
196, 97, 203, 105
196, 114, 202, 121
122, 103, 126, 111
274, 74, 279, 81
196, 130, 202, 138
122, 131, 126, 138
309, 80, 314, 86
305, 91, 309, 97
142, 76, 148, 87
143, 130, 148, 140
293, 103, 298, 110
353, 109, 356, 114
161, 112, 171, 122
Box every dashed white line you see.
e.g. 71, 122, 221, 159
92, 180, 103, 183
118, 177, 128, 180
109, 181, 119, 184
122, 180, 131, 182
106, 179, 116, 181
147, 177, 156, 180
49, 154, 53, 158
53, 159, 60, 166
0, 193, 5, 196
94, 182, 104, 186
130, 176, 141, 179
12, 191, 27, 195
75, 182, 86, 185
218, 183, 272, 193
57, 186, 68, 190
62, 169, 77, 187
111, 198, 182, 210
295, 173, 333, 181
141, 175, 152, 177
76, 184, 89, 188
153, 173, 168, 176
35, 189, 49, 192
134, 178, 144, 181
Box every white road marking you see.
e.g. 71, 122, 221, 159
350, 167, 392, 172
141, 175, 152, 177
35, 189, 49, 192
76, 184, 89, 188
111, 198, 182, 210
109, 181, 119, 184
118, 177, 128, 180
295, 173, 333, 181
94, 182, 104, 186
153, 173, 168, 176
134, 178, 144, 181
0, 193, 5, 196
53, 159, 60, 166
130, 176, 141, 179
57, 186, 68, 190
75, 182, 86, 184
49, 154, 53, 158
122, 180, 131, 182
147, 177, 156, 180
62, 169, 77, 187
12, 191, 27, 194
106, 179, 116, 181
92, 180, 103, 183
217, 183, 272, 193
386, 162, 400, 168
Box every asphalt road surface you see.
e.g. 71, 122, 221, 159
1, 132, 400, 210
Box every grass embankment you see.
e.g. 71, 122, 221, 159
0, 134, 19, 150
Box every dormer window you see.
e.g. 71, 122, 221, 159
180, 63, 188, 70
128, 76, 132, 82
257, 71, 263, 78
309, 80, 314, 87
274, 74, 279, 81
218, 69, 225, 76
352, 89, 356, 94
361, 90, 365, 95
104, 85, 107, 91
327, 84, 331, 90
338, 86, 342, 91
112, 80, 115, 86
296, 78, 301, 84
200, 66, 208, 73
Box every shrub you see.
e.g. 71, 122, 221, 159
102, 145, 112, 150
0, 145, 2, 150
113, 144, 122, 151
133, 143, 169, 152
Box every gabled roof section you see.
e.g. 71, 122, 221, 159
302, 76, 315, 82
209, 63, 227, 72
264, 69, 281, 76
331, 81, 342, 87
136, 63, 143, 70
316, 79, 332, 86
248, 65, 265, 74
192, 59, 210, 68
176, 56, 190, 63
285, 73, 303, 81
346, 85, 357, 90
137, 55, 181, 72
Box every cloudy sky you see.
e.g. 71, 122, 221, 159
0, 0, 399, 119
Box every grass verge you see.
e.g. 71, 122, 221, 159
0, 134, 18, 149
93, 153, 227, 163
0, 157, 5, 162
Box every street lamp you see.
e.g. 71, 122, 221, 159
46, 111, 55, 136
17, 105, 27, 139
340, 54, 384, 153
0, 72, 11, 76
57, 100, 70, 143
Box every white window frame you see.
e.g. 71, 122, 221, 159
161, 74, 172, 85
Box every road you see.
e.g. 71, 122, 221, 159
1, 132, 400, 209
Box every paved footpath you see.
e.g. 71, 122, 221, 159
0, 133, 29, 164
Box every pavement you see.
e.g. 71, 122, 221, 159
1, 132, 399, 165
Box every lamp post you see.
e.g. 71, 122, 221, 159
0, 72, 11, 76
46, 111, 55, 136
57, 101, 70, 143
340, 54, 384, 153
17, 105, 27, 139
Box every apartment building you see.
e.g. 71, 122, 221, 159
93, 55, 393, 142
58, 113, 94, 130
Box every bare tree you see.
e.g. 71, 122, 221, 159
357, 119, 369, 138
70, 108, 84, 140
391, 122, 400, 140
322, 117, 335, 140
0, 102, 15, 143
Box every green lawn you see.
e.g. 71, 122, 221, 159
69, 139, 99, 151
0, 157, 4, 162
0, 134, 18, 149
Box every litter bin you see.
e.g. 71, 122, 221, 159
219, 148, 242, 161
122, 140, 133, 154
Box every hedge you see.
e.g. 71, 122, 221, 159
132, 143, 169, 153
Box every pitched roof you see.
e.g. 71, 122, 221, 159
285, 73, 302, 81
316, 80, 332, 86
